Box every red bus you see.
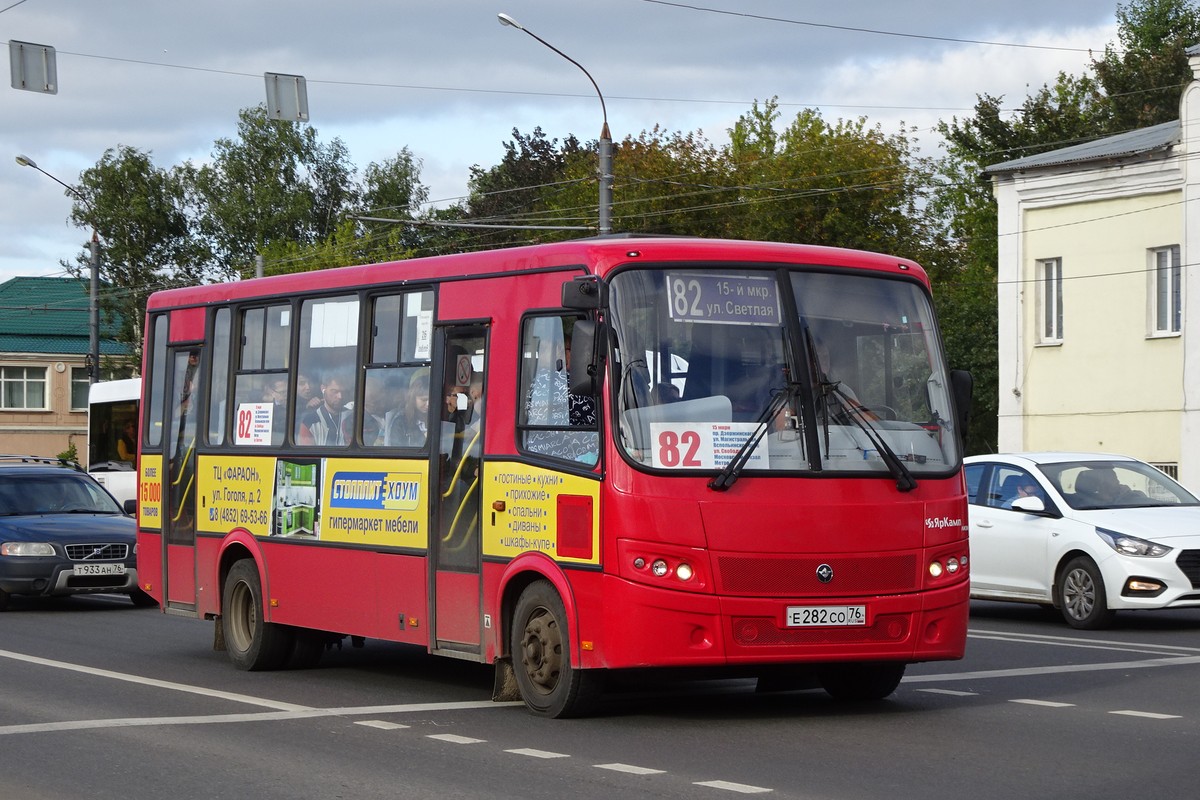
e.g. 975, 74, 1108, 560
135, 237, 972, 717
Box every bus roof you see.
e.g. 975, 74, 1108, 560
147, 236, 928, 310
87, 377, 141, 404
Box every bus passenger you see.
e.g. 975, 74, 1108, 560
263, 377, 288, 444
650, 383, 680, 404
299, 373, 352, 446
387, 370, 430, 447
117, 420, 137, 463
361, 375, 389, 446
525, 334, 598, 463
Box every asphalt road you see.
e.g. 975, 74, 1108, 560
2, 595, 1199, 800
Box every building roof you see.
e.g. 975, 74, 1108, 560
0, 276, 128, 356
984, 120, 1180, 175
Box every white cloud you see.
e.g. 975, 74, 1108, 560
1, 1, 1123, 283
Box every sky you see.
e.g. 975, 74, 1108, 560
1, 0, 1122, 284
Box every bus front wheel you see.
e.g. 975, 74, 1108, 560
818, 662, 906, 701
511, 580, 601, 718
222, 559, 292, 671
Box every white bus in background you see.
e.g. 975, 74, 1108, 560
87, 377, 140, 510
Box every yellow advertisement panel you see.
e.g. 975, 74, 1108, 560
319, 457, 429, 550
138, 454, 163, 530
189, 455, 427, 547
482, 461, 601, 565
197, 455, 276, 537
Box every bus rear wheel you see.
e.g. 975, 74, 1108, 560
818, 662, 906, 701
222, 559, 292, 671
511, 580, 601, 718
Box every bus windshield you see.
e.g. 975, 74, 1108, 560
608, 267, 960, 476
88, 378, 141, 471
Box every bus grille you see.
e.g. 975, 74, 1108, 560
1176, 550, 1200, 588
731, 614, 910, 646
716, 554, 918, 596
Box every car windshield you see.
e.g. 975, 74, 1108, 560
1040, 460, 1200, 510
0, 473, 124, 516
607, 266, 960, 477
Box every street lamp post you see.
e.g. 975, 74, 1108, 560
498, 12, 613, 236
16, 154, 101, 383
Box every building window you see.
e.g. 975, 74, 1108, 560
1, 366, 49, 410
70, 368, 90, 411
72, 367, 138, 412
1150, 245, 1182, 335
1036, 257, 1063, 343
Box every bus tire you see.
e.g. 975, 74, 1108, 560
222, 559, 292, 671
511, 580, 601, 718
818, 662, 906, 701
287, 628, 327, 670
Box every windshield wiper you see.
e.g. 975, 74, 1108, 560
709, 383, 799, 492
829, 385, 917, 492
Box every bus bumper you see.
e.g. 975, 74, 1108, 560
587, 574, 969, 669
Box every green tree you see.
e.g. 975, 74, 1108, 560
68, 145, 204, 367
356, 148, 432, 260
724, 100, 933, 255
1094, 0, 1200, 131
544, 124, 728, 237
463, 127, 584, 247
192, 106, 357, 278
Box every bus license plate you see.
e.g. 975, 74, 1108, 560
75, 563, 126, 576
786, 605, 866, 627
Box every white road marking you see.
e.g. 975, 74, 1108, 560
506, 748, 569, 758
969, 629, 1200, 656
1110, 710, 1182, 720
0, 647, 313, 711
428, 733, 486, 744
694, 780, 772, 793
916, 688, 977, 696
356, 720, 409, 730
1010, 699, 1074, 708
0, 702, 514, 736
594, 763, 666, 775
904, 654, 1200, 684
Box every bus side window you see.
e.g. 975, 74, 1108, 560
294, 296, 359, 447
518, 314, 598, 464
207, 308, 231, 445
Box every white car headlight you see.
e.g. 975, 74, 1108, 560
1095, 527, 1171, 558
0, 541, 56, 557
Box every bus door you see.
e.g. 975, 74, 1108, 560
430, 327, 486, 654
162, 346, 202, 610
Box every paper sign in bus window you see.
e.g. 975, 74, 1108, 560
648, 421, 768, 469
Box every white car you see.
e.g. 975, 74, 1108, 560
964, 453, 1200, 629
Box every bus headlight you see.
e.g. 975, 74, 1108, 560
651, 559, 669, 577
676, 563, 694, 581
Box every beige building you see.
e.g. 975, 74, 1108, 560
0, 276, 129, 462
985, 47, 1200, 489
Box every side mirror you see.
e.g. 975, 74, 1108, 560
1010, 495, 1058, 517
568, 319, 602, 396
1010, 496, 1044, 513
123, 498, 137, 515
562, 276, 607, 310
